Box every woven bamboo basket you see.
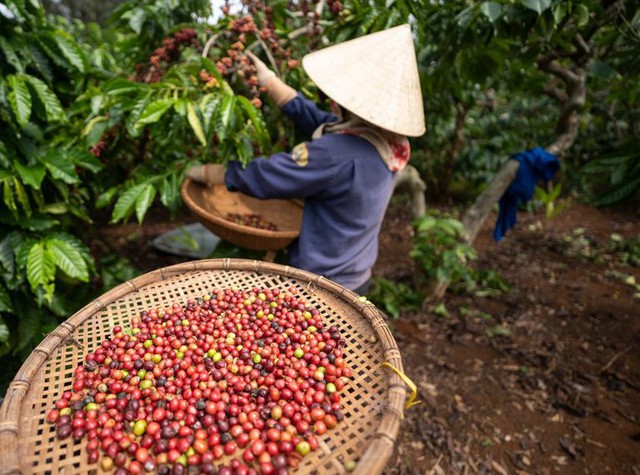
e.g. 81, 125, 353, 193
0, 259, 407, 475
181, 179, 303, 251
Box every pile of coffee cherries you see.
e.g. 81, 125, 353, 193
47, 287, 352, 474
224, 213, 279, 231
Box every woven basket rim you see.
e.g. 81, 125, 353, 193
0, 259, 406, 475
181, 179, 302, 240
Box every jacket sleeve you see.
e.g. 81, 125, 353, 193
281, 93, 338, 136
225, 139, 336, 200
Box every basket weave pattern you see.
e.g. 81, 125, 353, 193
0, 259, 405, 475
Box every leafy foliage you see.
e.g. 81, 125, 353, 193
580, 138, 640, 206
368, 278, 423, 318
0, 0, 101, 373
410, 212, 477, 287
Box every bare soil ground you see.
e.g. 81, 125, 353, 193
96, 201, 640, 475
378, 202, 640, 475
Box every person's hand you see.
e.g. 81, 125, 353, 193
186, 164, 225, 187
246, 50, 296, 108
246, 51, 275, 88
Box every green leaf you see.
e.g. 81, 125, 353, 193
105, 78, 146, 95
0, 316, 9, 343
50, 31, 85, 72
26, 242, 56, 292
0, 285, 13, 313
575, 4, 589, 27
82, 116, 108, 147
8, 75, 32, 127
217, 95, 236, 140
611, 161, 629, 185
201, 94, 220, 136
47, 237, 89, 281
187, 102, 207, 147
135, 98, 174, 128
236, 96, 269, 151
49, 232, 93, 267
125, 92, 152, 137
0, 37, 23, 72
41, 202, 68, 214
593, 176, 640, 206
24, 75, 65, 122
29, 43, 53, 82
3, 180, 17, 215
160, 175, 179, 210
480, 1, 502, 23
520, 0, 551, 14
0, 235, 16, 277
13, 177, 30, 216
96, 186, 119, 209
135, 184, 156, 223
128, 8, 147, 34
3, 214, 59, 231
552, 2, 567, 25
549, 181, 562, 201
111, 183, 146, 223
39, 150, 79, 184
14, 161, 45, 189
69, 149, 103, 173
174, 99, 188, 116
234, 134, 254, 165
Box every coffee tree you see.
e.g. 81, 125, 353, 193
85, 0, 342, 224
0, 0, 99, 367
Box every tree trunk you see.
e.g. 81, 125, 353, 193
422, 55, 588, 301
393, 165, 426, 220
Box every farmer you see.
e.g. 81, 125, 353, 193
187, 24, 425, 294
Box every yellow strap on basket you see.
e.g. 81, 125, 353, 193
382, 361, 422, 410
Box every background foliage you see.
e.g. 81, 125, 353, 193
0, 0, 638, 392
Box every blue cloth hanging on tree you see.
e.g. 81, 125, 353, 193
493, 147, 560, 241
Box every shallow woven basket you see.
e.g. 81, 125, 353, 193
0, 259, 407, 475
181, 179, 303, 251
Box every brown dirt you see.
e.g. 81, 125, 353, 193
378, 202, 640, 475
95, 201, 640, 475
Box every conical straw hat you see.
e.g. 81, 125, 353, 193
302, 24, 425, 137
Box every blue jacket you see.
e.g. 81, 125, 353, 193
225, 93, 396, 290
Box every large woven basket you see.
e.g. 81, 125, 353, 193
181, 179, 303, 251
0, 259, 407, 475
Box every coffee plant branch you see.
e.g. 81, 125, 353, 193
461, 59, 588, 247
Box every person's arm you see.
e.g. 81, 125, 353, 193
224, 139, 336, 200
247, 52, 337, 135
281, 93, 337, 136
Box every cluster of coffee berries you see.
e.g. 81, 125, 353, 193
326, 0, 343, 15
89, 140, 108, 159
133, 28, 200, 83
89, 128, 116, 162
214, 6, 301, 95
47, 287, 352, 474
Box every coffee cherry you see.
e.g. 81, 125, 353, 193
49, 286, 351, 471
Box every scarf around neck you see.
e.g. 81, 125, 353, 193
312, 116, 411, 173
